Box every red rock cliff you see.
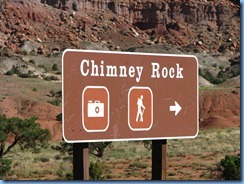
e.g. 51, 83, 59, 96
41, 0, 239, 30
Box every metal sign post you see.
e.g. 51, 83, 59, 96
73, 143, 89, 180
152, 140, 167, 180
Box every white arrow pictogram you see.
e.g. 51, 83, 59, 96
170, 101, 182, 116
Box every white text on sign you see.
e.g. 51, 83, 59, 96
80, 59, 184, 83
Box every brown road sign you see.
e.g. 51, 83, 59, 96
62, 49, 199, 143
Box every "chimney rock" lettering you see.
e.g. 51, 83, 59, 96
80, 59, 184, 83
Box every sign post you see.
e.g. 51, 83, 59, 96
152, 140, 167, 180
73, 143, 89, 180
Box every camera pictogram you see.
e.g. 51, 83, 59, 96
88, 100, 104, 117
82, 86, 109, 132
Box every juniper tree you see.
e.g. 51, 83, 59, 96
0, 115, 51, 177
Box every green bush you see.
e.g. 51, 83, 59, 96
5, 70, 14, 76
212, 63, 217, 68
38, 65, 49, 72
0, 158, 12, 177
45, 76, 57, 81
52, 64, 59, 71
0, 115, 51, 177
52, 53, 59, 57
34, 157, 49, 163
199, 69, 226, 85
50, 90, 56, 97
56, 113, 62, 122
219, 154, 240, 180
56, 90, 62, 97
219, 65, 225, 70
29, 59, 36, 65
19, 73, 30, 78
22, 50, 27, 55
48, 98, 61, 106
212, 78, 226, 85
89, 162, 103, 180
1, 47, 10, 57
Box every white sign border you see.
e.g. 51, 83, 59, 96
62, 49, 199, 143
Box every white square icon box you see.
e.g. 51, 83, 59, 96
82, 86, 109, 132
87, 101, 104, 117
128, 87, 153, 131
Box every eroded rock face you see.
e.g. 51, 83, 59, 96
41, 0, 239, 30
0, 0, 239, 56
199, 90, 240, 128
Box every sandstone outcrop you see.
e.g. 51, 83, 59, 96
0, 0, 239, 56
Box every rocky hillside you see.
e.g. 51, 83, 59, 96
0, 0, 240, 55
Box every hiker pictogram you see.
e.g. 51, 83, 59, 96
128, 87, 153, 131
136, 95, 145, 122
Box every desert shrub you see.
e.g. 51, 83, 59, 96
0, 158, 12, 177
45, 75, 57, 81
217, 70, 225, 78
1, 47, 10, 57
129, 162, 148, 169
56, 113, 62, 122
22, 50, 27, 55
52, 142, 112, 158
219, 65, 225, 70
150, 35, 155, 41
200, 69, 226, 85
52, 52, 59, 57
89, 162, 103, 180
56, 90, 62, 97
119, 29, 127, 35
29, 59, 36, 65
143, 140, 152, 150
102, 26, 109, 32
34, 157, 49, 163
219, 154, 240, 180
50, 90, 56, 97
212, 78, 226, 85
198, 68, 204, 76
0, 115, 51, 176
51, 142, 73, 155
52, 64, 59, 71
40, 157, 49, 162
66, 173, 73, 180
54, 154, 61, 160
48, 98, 61, 106
19, 73, 30, 78
203, 70, 215, 82
52, 142, 112, 180
231, 69, 240, 78
212, 63, 217, 68
32, 88, 37, 91
89, 142, 112, 158
5, 70, 14, 76
38, 65, 49, 72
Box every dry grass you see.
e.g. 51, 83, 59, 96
0, 74, 61, 103
2, 127, 240, 180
